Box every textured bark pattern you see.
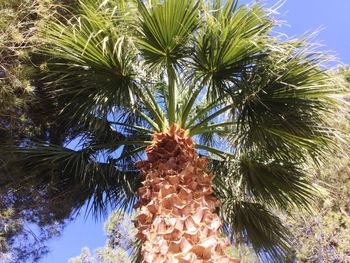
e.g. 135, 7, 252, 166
135, 124, 240, 263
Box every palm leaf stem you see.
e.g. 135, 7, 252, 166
136, 87, 165, 129
109, 122, 154, 134
90, 140, 152, 151
167, 62, 176, 124
179, 75, 211, 128
135, 109, 160, 131
190, 121, 235, 135
185, 100, 225, 129
143, 84, 167, 129
188, 104, 234, 132
195, 144, 234, 159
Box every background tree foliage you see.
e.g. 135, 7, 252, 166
68, 210, 137, 263
0, 0, 78, 262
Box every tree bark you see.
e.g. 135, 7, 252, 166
135, 124, 239, 262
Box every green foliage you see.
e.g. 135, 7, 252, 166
136, 0, 200, 67
12, 142, 143, 216
0, 0, 345, 262
69, 210, 137, 263
284, 68, 350, 262
214, 173, 292, 260
41, 0, 138, 127
0, 189, 64, 262
211, 152, 319, 259
235, 156, 317, 210
191, 0, 274, 100
0, 1, 79, 262
233, 41, 339, 163
0, 0, 37, 139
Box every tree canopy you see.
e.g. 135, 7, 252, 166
0, 0, 346, 262
0, 0, 78, 261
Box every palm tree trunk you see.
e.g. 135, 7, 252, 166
135, 124, 239, 262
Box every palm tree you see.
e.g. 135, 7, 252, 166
11, 0, 342, 262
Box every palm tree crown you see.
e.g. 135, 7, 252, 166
11, 0, 342, 261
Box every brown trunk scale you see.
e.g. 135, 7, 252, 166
135, 124, 240, 263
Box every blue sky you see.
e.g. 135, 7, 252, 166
40, 0, 350, 262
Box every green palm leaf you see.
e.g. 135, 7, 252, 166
136, 0, 200, 68
10, 143, 142, 216
213, 174, 292, 261
41, 0, 138, 125
232, 41, 340, 162
222, 154, 318, 210
190, 0, 274, 100
222, 199, 292, 261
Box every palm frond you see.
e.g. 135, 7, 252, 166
232, 40, 340, 162
213, 175, 292, 261
191, 0, 275, 100
82, 115, 127, 146
220, 154, 318, 210
136, 0, 200, 68
40, 0, 138, 125
8, 142, 142, 216
130, 239, 143, 263
63, 114, 152, 155
221, 199, 292, 262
